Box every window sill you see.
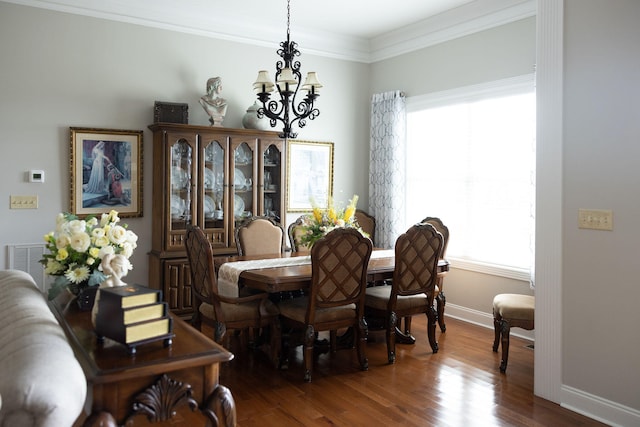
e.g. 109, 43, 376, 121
448, 257, 531, 282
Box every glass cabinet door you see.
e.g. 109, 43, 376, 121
202, 137, 227, 249
168, 137, 195, 248
261, 142, 283, 222
232, 141, 255, 228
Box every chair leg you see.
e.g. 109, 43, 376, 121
426, 306, 439, 353
386, 312, 397, 364
214, 321, 227, 345
357, 317, 369, 371
499, 320, 511, 373
492, 313, 501, 353
436, 291, 446, 332
330, 330, 338, 353
403, 316, 412, 336
303, 325, 315, 382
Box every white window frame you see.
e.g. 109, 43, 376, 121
406, 74, 535, 281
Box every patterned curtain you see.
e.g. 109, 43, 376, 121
369, 90, 406, 249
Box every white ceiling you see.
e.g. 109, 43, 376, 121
5, 0, 536, 62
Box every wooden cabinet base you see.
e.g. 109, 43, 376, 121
81, 376, 235, 427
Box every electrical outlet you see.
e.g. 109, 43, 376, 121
578, 209, 612, 231
10, 195, 38, 209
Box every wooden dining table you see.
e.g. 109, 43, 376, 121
214, 249, 447, 293
214, 249, 449, 347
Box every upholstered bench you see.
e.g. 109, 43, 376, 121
492, 293, 535, 373
0, 270, 87, 427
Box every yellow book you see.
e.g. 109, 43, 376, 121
99, 284, 161, 309
125, 317, 172, 344
122, 302, 167, 325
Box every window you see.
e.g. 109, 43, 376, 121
406, 76, 535, 279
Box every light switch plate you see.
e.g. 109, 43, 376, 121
10, 195, 38, 209
578, 209, 612, 230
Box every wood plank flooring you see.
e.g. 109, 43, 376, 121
212, 317, 609, 427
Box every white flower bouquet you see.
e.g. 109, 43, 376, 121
41, 210, 138, 300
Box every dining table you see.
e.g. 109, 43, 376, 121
213, 249, 449, 292
213, 249, 450, 345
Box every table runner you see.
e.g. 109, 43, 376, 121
217, 249, 394, 297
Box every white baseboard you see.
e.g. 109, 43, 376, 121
447, 303, 638, 426
561, 385, 640, 427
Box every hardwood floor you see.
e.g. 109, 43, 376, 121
213, 317, 608, 427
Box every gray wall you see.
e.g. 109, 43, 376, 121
0, 2, 370, 287
563, 0, 640, 413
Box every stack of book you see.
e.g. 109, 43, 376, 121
94, 284, 174, 354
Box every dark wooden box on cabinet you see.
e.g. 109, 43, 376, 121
153, 101, 189, 124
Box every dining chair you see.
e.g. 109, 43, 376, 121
235, 215, 286, 256
185, 224, 280, 365
354, 209, 376, 245
287, 214, 311, 252
421, 217, 449, 332
277, 227, 373, 382
492, 293, 535, 373
365, 222, 444, 363
399, 217, 450, 336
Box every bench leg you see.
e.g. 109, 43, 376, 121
499, 320, 511, 373
492, 313, 501, 353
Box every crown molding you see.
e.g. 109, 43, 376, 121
370, 0, 536, 62
4, 0, 535, 64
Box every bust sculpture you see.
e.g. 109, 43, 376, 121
91, 253, 132, 325
199, 76, 228, 127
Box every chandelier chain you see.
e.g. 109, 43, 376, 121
287, 0, 291, 38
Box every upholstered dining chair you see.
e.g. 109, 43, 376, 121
365, 222, 444, 363
235, 216, 286, 256
354, 209, 376, 245
400, 216, 450, 337
277, 227, 373, 382
185, 224, 280, 364
287, 214, 311, 252
492, 293, 535, 373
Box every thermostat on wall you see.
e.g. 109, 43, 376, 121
29, 170, 45, 183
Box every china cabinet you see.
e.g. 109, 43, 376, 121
148, 123, 285, 317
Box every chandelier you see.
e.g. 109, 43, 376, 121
253, 0, 322, 139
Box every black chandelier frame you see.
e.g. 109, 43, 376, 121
255, 1, 320, 139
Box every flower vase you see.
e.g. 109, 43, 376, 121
76, 285, 99, 311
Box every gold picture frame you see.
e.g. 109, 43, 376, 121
70, 127, 143, 218
286, 140, 334, 212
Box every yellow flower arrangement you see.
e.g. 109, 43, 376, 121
299, 195, 368, 247
40, 210, 138, 300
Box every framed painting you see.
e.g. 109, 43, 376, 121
70, 127, 143, 218
286, 140, 334, 212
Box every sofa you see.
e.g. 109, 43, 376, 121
0, 270, 87, 427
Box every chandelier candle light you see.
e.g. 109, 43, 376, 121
253, 0, 322, 139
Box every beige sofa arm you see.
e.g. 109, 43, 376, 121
0, 270, 87, 427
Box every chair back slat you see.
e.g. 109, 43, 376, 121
354, 209, 376, 245
393, 223, 444, 297
288, 215, 312, 252
421, 216, 449, 259
309, 228, 372, 312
